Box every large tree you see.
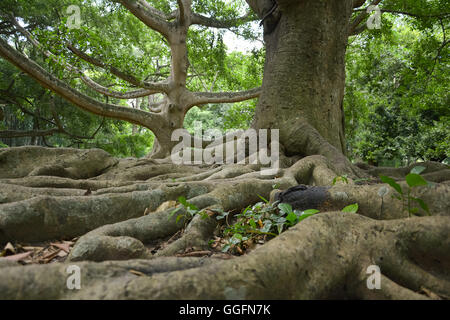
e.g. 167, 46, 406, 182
0, 0, 261, 158
0, 0, 449, 300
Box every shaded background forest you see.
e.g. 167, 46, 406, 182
0, 1, 448, 166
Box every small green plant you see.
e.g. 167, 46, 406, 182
332, 174, 349, 185
169, 196, 208, 225
216, 200, 319, 254
380, 166, 431, 217
342, 203, 359, 213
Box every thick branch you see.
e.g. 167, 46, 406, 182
80, 76, 162, 99
191, 12, 256, 29
0, 37, 161, 128
117, 0, 172, 39
177, 0, 187, 26
10, 17, 163, 100
187, 87, 261, 109
66, 44, 168, 92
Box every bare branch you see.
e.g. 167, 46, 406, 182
117, 0, 172, 39
68, 45, 147, 87
177, 0, 187, 25
67, 45, 170, 93
187, 87, 261, 109
80, 76, 163, 99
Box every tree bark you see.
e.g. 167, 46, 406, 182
251, 0, 353, 155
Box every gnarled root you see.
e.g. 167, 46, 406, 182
0, 213, 448, 299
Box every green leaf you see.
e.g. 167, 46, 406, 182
176, 214, 184, 224
342, 203, 359, 213
178, 196, 188, 207
278, 203, 293, 215
412, 198, 430, 215
392, 194, 402, 200
380, 175, 403, 195
410, 166, 426, 175
168, 207, 181, 219
297, 213, 317, 222
276, 223, 284, 234
257, 194, 269, 204
261, 220, 272, 233
286, 212, 298, 225
405, 173, 428, 188
303, 209, 320, 215
242, 206, 251, 215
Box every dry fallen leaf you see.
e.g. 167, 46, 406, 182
42, 249, 61, 262
4, 242, 15, 254
4, 251, 32, 262
22, 246, 44, 251
51, 242, 71, 253
129, 270, 148, 277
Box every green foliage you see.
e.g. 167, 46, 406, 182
91, 130, 154, 158
345, 13, 449, 165
216, 201, 319, 254
380, 166, 431, 217
1, 0, 261, 155
169, 196, 209, 225
332, 175, 349, 186
1, 0, 447, 164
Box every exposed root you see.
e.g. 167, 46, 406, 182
0, 183, 208, 243
155, 210, 219, 257
1, 213, 448, 299
356, 161, 449, 181
0, 146, 118, 179
272, 182, 450, 219
0, 183, 85, 203
1, 146, 449, 300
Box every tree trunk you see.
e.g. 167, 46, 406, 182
252, 0, 353, 155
